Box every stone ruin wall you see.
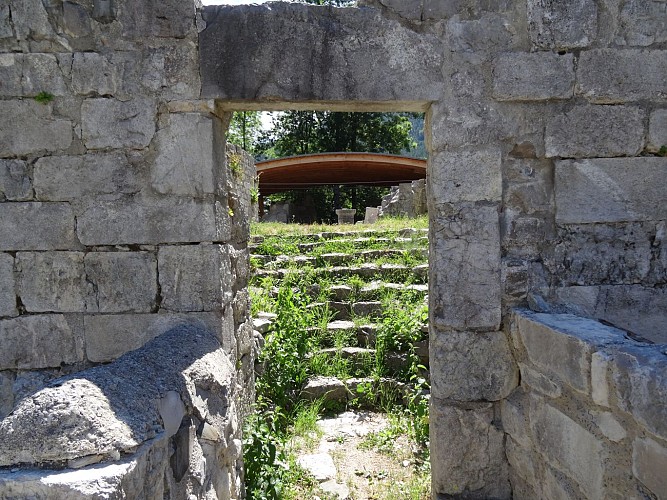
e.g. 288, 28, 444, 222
0, 0, 256, 497
0, 0, 665, 499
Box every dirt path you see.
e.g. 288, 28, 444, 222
292, 411, 430, 499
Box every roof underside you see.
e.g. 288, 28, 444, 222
255, 153, 427, 195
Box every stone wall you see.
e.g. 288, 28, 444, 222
506, 310, 667, 499
0, 1, 253, 498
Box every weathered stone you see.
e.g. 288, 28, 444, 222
21, 54, 67, 96
151, 113, 215, 197
351, 301, 383, 318
0, 101, 72, 156
302, 376, 348, 402
546, 105, 644, 158
617, 0, 667, 47
555, 158, 667, 223
297, 453, 337, 482
542, 466, 586, 500
16, 252, 90, 313
330, 285, 352, 301
506, 438, 538, 486
577, 50, 667, 104
0, 253, 16, 318
34, 153, 141, 201
429, 147, 502, 203
493, 52, 574, 101
591, 351, 611, 408
519, 363, 562, 398
0, 160, 32, 201
555, 286, 667, 345
0, 203, 78, 251
0, 54, 23, 96
527, 0, 597, 49
141, 43, 201, 99
0, 324, 234, 467
200, 4, 445, 104
158, 245, 230, 312
648, 109, 667, 153
85, 252, 157, 313
84, 312, 220, 363
71, 52, 132, 98
633, 438, 667, 498
447, 13, 517, 54
81, 98, 156, 150
431, 203, 501, 331
501, 389, 532, 448
549, 223, 659, 286
594, 412, 626, 442
430, 331, 518, 401
10, 0, 70, 50
77, 198, 218, 245
530, 400, 605, 499
610, 344, 667, 438
514, 310, 623, 393
0, 371, 13, 419
62, 1, 92, 38
0, 3, 13, 39
118, 0, 195, 39
0, 315, 83, 370
430, 402, 510, 498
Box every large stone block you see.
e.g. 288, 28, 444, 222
71, 52, 134, 99
514, 310, 623, 393
501, 389, 532, 448
84, 252, 157, 313
10, 0, 69, 50
0, 315, 83, 369
633, 438, 667, 498
81, 98, 156, 150
555, 285, 667, 345
0, 203, 78, 251
555, 158, 667, 224
577, 49, 667, 103
530, 400, 605, 499
151, 114, 215, 197
503, 159, 553, 214
493, 52, 575, 101
0, 371, 13, 419
16, 252, 89, 313
430, 402, 510, 498
545, 105, 644, 158
447, 13, 518, 54
430, 330, 518, 401
200, 4, 445, 104
34, 153, 141, 201
527, 0, 597, 49
0, 101, 72, 156
158, 245, 232, 312
610, 344, 667, 438
141, 43, 201, 99
0, 54, 23, 96
20, 54, 67, 97
549, 222, 659, 286
429, 147, 502, 203
84, 312, 220, 363
117, 0, 195, 39
649, 109, 667, 153
0, 160, 32, 201
617, 0, 667, 47
77, 199, 218, 245
0, 253, 16, 318
431, 203, 501, 331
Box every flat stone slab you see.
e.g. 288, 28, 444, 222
297, 453, 337, 482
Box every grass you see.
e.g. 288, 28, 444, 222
251, 214, 428, 237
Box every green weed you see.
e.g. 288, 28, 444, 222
34, 91, 54, 104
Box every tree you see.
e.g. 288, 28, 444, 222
227, 111, 262, 153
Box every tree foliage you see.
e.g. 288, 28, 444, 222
227, 111, 263, 153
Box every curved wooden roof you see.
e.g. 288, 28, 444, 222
255, 152, 427, 195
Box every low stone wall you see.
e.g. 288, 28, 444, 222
506, 309, 667, 499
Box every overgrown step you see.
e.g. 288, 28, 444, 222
301, 376, 430, 407
252, 263, 428, 283
254, 248, 429, 269
250, 227, 428, 246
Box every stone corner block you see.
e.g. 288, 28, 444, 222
492, 52, 574, 102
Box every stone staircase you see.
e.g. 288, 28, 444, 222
249, 227, 430, 409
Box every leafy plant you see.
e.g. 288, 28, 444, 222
658, 145, 667, 157
228, 152, 243, 178
34, 91, 54, 104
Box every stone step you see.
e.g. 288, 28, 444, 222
250, 227, 427, 245
301, 376, 429, 407
296, 236, 428, 253
253, 248, 429, 269
307, 301, 384, 321
252, 263, 428, 283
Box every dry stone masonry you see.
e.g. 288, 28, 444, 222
0, 0, 666, 499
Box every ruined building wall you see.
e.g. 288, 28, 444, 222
0, 0, 254, 497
